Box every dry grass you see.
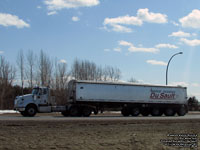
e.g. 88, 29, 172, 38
0, 116, 199, 150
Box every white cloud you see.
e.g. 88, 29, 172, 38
47, 11, 57, 16
111, 24, 132, 33
169, 82, 189, 87
72, 16, 80, 22
171, 21, 179, 26
180, 38, 200, 46
119, 40, 133, 47
37, 6, 42, 9
103, 15, 141, 33
191, 83, 200, 87
146, 60, 167, 66
44, 0, 100, 10
104, 49, 110, 52
113, 47, 121, 52
129, 46, 158, 53
119, 40, 159, 53
103, 8, 167, 33
155, 43, 178, 49
192, 33, 197, 36
169, 31, 191, 37
59, 59, 67, 63
179, 9, 200, 29
0, 13, 30, 28
0, 51, 4, 54
104, 15, 143, 26
137, 8, 168, 23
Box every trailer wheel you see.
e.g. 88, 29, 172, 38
82, 107, 92, 117
177, 107, 186, 116
164, 108, 175, 116
141, 109, 149, 116
121, 107, 130, 117
25, 105, 37, 117
151, 108, 161, 116
93, 109, 98, 115
20, 111, 27, 117
69, 106, 79, 117
131, 107, 140, 116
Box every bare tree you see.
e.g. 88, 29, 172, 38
58, 62, 69, 89
103, 66, 121, 81
71, 59, 98, 80
38, 50, 53, 86
71, 59, 80, 80
0, 56, 16, 85
71, 59, 121, 82
52, 58, 59, 90
0, 56, 16, 109
95, 66, 103, 81
53, 58, 69, 90
26, 50, 35, 88
17, 50, 24, 95
128, 77, 139, 83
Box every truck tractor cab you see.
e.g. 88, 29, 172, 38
32, 87, 49, 105
14, 86, 52, 117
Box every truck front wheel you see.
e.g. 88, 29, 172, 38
20, 111, 27, 117
82, 107, 92, 117
69, 106, 79, 117
25, 105, 37, 117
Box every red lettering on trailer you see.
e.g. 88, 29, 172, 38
150, 92, 175, 100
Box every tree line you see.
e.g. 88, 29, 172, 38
0, 50, 122, 109
0, 50, 198, 110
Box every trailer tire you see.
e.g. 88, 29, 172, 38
82, 107, 92, 117
94, 109, 98, 115
177, 107, 186, 116
131, 107, 140, 116
151, 108, 161, 116
164, 108, 175, 116
69, 106, 79, 117
121, 107, 130, 117
25, 105, 37, 117
141, 109, 149, 116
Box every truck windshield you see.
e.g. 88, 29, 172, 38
32, 88, 39, 95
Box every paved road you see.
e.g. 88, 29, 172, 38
0, 112, 200, 121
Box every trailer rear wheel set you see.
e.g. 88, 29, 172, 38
120, 106, 187, 117
60, 104, 187, 117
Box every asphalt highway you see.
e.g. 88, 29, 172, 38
0, 112, 200, 122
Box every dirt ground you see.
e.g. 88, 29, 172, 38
0, 114, 199, 150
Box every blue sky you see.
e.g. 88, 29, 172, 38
0, 0, 200, 99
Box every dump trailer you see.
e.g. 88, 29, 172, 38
14, 80, 188, 117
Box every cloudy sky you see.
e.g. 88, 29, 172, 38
0, 0, 200, 99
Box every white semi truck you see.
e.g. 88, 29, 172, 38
14, 80, 188, 117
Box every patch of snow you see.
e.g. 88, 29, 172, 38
0, 110, 19, 114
